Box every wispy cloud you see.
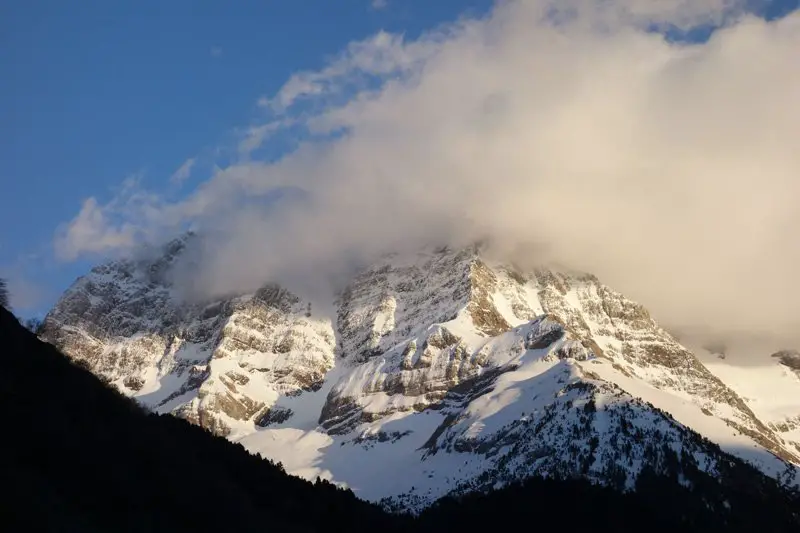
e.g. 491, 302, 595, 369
55, 0, 800, 343
55, 198, 138, 261
258, 30, 441, 114
371, 0, 389, 10
211, 46, 223, 58
170, 158, 196, 184
55, 174, 170, 261
237, 122, 285, 157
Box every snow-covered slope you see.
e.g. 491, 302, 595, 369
693, 345, 800, 458
41, 239, 800, 510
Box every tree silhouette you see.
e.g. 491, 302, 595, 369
23, 317, 42, 334
0, 278, 9, 310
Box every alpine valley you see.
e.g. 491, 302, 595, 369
40, 234, 800, 512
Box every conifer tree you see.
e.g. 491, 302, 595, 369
0, 278, 9, 310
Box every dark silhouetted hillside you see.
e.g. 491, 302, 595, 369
1, 306, 798, 532
0, 306, 405, 533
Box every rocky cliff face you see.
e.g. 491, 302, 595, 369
41, 236, 335, 437
41, 239, 800, 509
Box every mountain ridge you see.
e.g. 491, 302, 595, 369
40, 238, 800, 509
7, 300, 800, 532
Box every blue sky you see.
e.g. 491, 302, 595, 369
0, 0, 493, 315
1, 0, 798, 319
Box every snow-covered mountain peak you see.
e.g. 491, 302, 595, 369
40, 242, 800, 509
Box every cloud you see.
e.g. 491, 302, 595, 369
237, 122, 286, 157
371, 0, 388, 10
170, 158, 196, 184
259, 30, 442, 113
55, 198, 137, 261
55, 175, 170, 261
56, 0, 800, 345
211, 46, 223, 58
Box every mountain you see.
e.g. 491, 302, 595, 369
40, 237, 800, 511
696, 346, 800, 459
0, 304, 403, 533
5, 306, 800, 532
